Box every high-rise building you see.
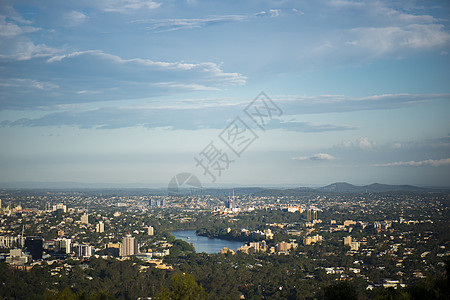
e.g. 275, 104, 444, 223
81, 213, 89, 224
25, 236, 43, 260
249, 242, 260, 252
76, 244, 92, 258
344, 236, 352, 246
147, 226, 154, 236
96, 221, 105, 233
149, 198, 165, 208
120, 236, 138, 257
52, 204, 67, 213
56, 238, 71, 254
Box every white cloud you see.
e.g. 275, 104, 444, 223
375, 158, 450, 167
46, 50, 246, 86
154, 82, 221, 91
339, 137, 376, 150
0, 9, 59, 60
255, 9, 282, 18
269, 9, 281, 18
274, 93, 450, 116
0, 15, 40, 37
64, 11, 88, 27
320, 1, 450, 62
0, 78, 59, 90
348, 24, 450, 56
134, 15, 248, 32
358, 137, 375, 149
292, 153, 336, 161
0, 39, 59, 61
101, 0, 161, 13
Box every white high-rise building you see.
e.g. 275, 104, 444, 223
77, 244, 92, 258
81, 213, 89, 224
96, 221, 105, 233
57, 238, 71, 254
147, 226, 154, 236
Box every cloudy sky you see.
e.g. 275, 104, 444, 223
0, 0, 449, 187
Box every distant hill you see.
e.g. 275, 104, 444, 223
317, 182, 430, 193
1, 181, 447, 195
318, 182, 363, 193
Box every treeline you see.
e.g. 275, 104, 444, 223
0, 258, 171, 300
0, 255, 448, 299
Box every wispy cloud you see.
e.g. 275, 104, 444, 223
133, 8, 285, 33
347, 24, 450, 57
375, 158, 450, 167
0, 50, 246, 109
64, 11, 88, 27
154, 82, 221, 91
277, 93, 450, 115
292, 153, 336, 161
0, 78, 59, 90
269, 119, 357, 132
101, 0, 160, 13
0, 15, 40, 37
46, 50, 246, 86
339, 137, 376, 150
0, 8, 59, 61
134, 15, 248, 32
305, 0, 450, 64
0, 104, 357, 131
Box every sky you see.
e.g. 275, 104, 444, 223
0, 0, 449, 188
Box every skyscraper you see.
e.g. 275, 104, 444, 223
147, 226, 154, 236
344, 236, 352, 246
96, 221, 105, 233
25, 236, 43, 260
120, 236, 138, 257
76, 244, 92, 258
81, 213, 89, 224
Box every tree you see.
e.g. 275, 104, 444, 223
157, 273, 206, 300
323, 281, 357, 300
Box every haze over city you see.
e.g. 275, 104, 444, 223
1, 0, 449, 187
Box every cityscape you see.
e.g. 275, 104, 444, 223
0, 185, 448, 299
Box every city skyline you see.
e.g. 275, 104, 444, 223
0, 0, 449, 187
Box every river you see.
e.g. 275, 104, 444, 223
171, 230, 244, 254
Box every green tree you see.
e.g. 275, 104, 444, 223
323, 281, 357, 300
158, 273, 206, 300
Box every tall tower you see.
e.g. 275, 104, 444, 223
121, 236, 138, 257
25, 236, 43, 260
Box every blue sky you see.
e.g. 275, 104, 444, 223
0, 0, 449, 187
